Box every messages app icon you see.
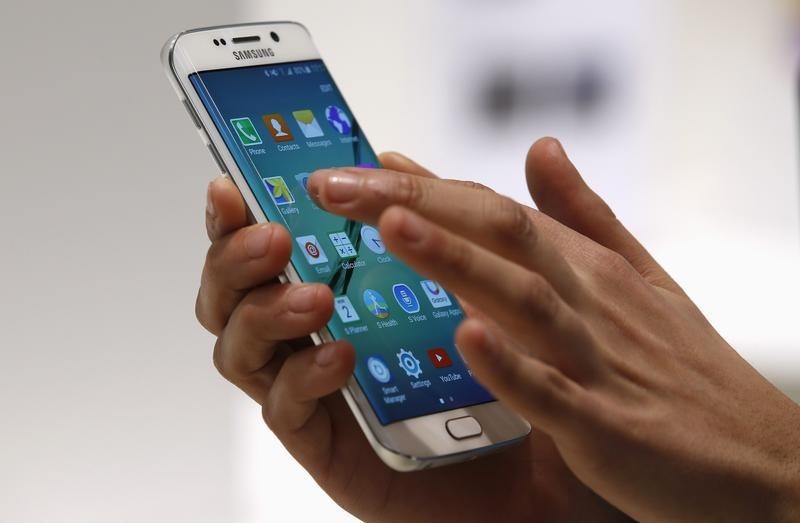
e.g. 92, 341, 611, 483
292, 109, 324, 138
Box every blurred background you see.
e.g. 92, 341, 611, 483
1, 0, 798, 521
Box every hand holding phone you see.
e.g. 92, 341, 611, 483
200, 153, 627, 522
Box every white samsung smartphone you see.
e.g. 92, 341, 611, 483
162, 22, 530, 471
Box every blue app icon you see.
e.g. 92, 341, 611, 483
392, 283, 420, 314
363, 289, 390, 319
366, 355, 392, 383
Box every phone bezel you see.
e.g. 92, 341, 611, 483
162, 21, 530, 471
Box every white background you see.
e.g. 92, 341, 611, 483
1, 0, 798, 521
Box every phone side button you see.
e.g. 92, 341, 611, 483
207, 144, 227, 174
183, 98, 203, 129
445, 416, 482, 440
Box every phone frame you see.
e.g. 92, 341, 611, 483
162, 21, 530, 471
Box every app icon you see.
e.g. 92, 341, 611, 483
356, 163, 376, 169
295, 172, 311, 194
420, 280, 453, 308
360, 225, 385, 254
295, 235, 328, 265
292, 109, 325, 138
362, 289, 390, 319
262, 113, 294, 142
325, 105, 352, 135
392, 283, 420, 314
397, 348, 423, 378
334, 296, 360, 323
366, 356, 392, 383
427, 347, 453, 369
230, 117, 262, 146
328, 232, 358, 258
262, 176, 295, 206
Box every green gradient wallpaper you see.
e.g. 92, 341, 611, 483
190, 60, 493, 424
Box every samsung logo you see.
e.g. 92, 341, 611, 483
232, 48, 275, 61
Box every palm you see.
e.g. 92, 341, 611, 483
313, 394, 626, 522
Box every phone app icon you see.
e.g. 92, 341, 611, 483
295, 172, 311, 194
392, 283, 420, 314
334, 296, 360, 323
427, 347, 453, 369
420, 280, 453, 308
366, 355, 392, 383
292, 109, 325, 138
295, 235, 329, 265
328, 232, 358, 258
360, 225, 386, 254
261, 176, 295, 206
325, 105, 352, 135
362, 289, 390, 319
397, 349, 423, 378
262, 113, 294, 142
230, 117, 262, 146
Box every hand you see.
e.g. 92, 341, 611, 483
199, 152, 627, 522
308, 139, 800, 522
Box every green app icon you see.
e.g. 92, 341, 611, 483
230, 117, 262, 146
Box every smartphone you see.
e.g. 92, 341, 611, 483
162, 22, 530, 471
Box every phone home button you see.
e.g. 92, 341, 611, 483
445, 416, 482, 440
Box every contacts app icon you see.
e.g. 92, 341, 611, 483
262, 113, 294, 142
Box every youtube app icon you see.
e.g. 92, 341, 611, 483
427, 348, 452, 368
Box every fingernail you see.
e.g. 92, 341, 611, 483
314, 170, 360, 204
315, 344, 337, 367
206, 181, 217, 217
397, 211, 426, 244
244, 225, 273, 259
288, 285, 318, 313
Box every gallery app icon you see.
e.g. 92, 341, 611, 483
427, 347, 453, 369
295, 235, 328, 265
325, 105, 352, 135
334, 296, 360, 323
262, 113, 294, 142
292, 109, 325, 138
261, 176, 295, 206
360, 225, 385, 254
420, 280, 452, 308
362, 289, 390, 319
328, 232, 358, 258
230, 117, 262, 146
392, 283, 420, 314
366, 355, 392, 384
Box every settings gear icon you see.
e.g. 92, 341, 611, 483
396, 349, 423, 378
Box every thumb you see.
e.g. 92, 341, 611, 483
526, 138, 684, 295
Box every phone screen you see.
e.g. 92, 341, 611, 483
190, 59, 493, 424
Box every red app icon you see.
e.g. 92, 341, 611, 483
427, 348, 452, 368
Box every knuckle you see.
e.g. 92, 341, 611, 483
443, 236, 474, 276
389, 173, 425, 208
449, 180, 495, 193
212, 338, 228, 378
519, 274, 560, 321
490, 196, 536, 243
599, 249, 634, 278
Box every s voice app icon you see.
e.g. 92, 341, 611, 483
427, 348, 452, 368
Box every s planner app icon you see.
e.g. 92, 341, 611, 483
427, 347, 453, 369
295, 235, 328, 265
420, 280, 452, 308
230, 117, 262, 146
392, 284, 420, 314
262, 113, 294, 142
262, 176, 295, 206
363, 289, 390, 319
292, 109, 324, 138
334, 296, 360, 323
